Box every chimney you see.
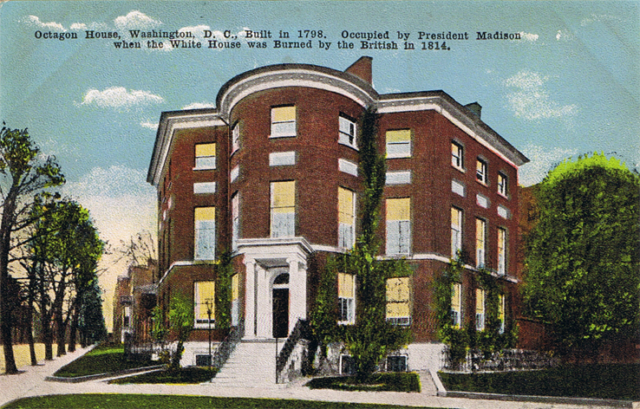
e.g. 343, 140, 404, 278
344, 56, 373, 84
465, 102, 482, 118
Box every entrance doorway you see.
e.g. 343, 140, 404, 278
272, 273, 289, 338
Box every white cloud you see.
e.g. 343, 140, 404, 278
555, 30, 574, 42
80, 86, 164, 109
140, 121, 159, 130
519, 32, 539, 42
182, 102, 215, 110
581, 13, 621, 27
519, 144, 578, 186
114, 11, 161, 30
504, 71, 578, 120
25, 15, 66, 31
64, 165, 154, 198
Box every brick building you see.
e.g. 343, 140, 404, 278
146, 57, 529, 371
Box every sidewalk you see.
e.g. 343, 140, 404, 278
0, 350, 637, 409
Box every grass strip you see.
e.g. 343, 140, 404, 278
53, 344, 154, 378
3, 394, 439, 409
439, 364, 640, 401
109, 367, 217, 384
306, 372, 421, 392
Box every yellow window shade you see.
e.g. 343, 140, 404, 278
476, 219, 485, 241
338, 187, 354, 223
231, 274, 239, 301
386, 198, 410, 221
338, 273, 354, 298
386, 277, 410, 302
386, 129, 411, 143
195, 207, 215, 221
271, 181, 295, 210
498, 295, 505, 321
387, 301, 411, 318
451, 207, 461, 227
272, 106, 296, 122
195, 143, 216, 157
451, 283, 461, 310
476, 160, 483, 172
476, 289, 485, 314
196, 281, 215, 320
498, 229, 506, 248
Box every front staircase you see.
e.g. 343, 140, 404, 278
209, 340, 281, 387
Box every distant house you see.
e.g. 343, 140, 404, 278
112, 260, 157, 344
146, 57, 529, 372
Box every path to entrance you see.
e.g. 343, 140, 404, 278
0, 347, 633, 409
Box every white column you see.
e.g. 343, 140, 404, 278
243, 259, 257, 339
287, 256, 308, 335
256, 265, 271, 338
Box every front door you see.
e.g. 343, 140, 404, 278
272, 288, 289, 338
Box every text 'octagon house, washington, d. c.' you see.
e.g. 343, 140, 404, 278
146, 57, 529, 379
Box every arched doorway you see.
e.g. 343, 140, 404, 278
272, 273, 289, 338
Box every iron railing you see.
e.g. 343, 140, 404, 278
212, 321, 244, 370
275, 319, 311, 383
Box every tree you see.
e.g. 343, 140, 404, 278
310, 109, 411, 382
0, 125, 64, 374
167, 294, 194, 371
114, 230, 156, 267
523, 153, 640, 357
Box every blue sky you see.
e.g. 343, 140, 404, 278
0, 0, 638, 325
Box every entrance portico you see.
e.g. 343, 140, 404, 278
238, 237, 311, 340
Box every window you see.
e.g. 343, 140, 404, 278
270, 181, 295, 238
194, 207, 215, 260
340, 355, 355, 375
476, 158, 487, 184
386, 130, 411, 158
451, 207, 463, 258
271, 106, 296, 137
386, 277, 411, 325
386, 198, 411, 255
476, 288, 485, 331
230, 165, 240, 182
387, 356, 408, 372
452, 179, 465, 197
452, 141, 464, 169
195, 143, 216, 170
123, 306, 131, 328
386, 171, 411, 185
476, 218, 486, 267
498, 205, 510, 219
338, 187, 356, 249
498, 172, 508, 197
451, 283, 462, 328
269, 151, 296, 166
498, 294, 506, 334
232, 123, 241, 154
231, 274, 240, 327
338, 273, 355, 324
231, 193, 240, 251
194, 281, 215, 327
339, 116, 357, 148
497, 228, 507, 275
476, 194, 490, 209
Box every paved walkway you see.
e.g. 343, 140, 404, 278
0, 347, 636, 409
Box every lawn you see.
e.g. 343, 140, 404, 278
2, 394, 440, 409
439, 364, 640, 401
109, 367, 217, 384
306, 372, 421, 392
53, 344, 155, 378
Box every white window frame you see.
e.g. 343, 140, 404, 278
497, 227, 507, 276
338, 116, 357, 149
498, 172, 508, 197
451, 283, 462, 329
451, 179, 465, 197
338, 187, 356, 249
269, 151, 296, 167
232, 123, 241, 154
230, 165, 240, 183
386, 170, 412, 185
386, 130, 412, 159
476, 158, 488, 184
338, 158, 358, 177
194, 143, 216, 170
498, 294, 506, 334
270, 181, 296, 238
476, 218, 486, 268
451, 207, 463, 258
386, 198, 411, 255
231, 193, 240, 251
476, 288, 485, 331
452, 141, 464, 170
193, 182, 216, 194
270, 106, 296, 138
338, 273, 355, 325
231, 274, 240, 327
194, 207, 215, 261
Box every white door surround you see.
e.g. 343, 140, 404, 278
238, 237, 311, 340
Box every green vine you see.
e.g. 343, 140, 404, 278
215, 251, 234, 332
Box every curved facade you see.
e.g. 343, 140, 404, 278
147, 57, 529, 371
